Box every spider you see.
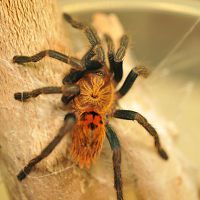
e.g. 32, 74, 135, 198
13, 13, 168, 200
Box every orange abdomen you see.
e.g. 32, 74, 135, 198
70, 112, 105, 168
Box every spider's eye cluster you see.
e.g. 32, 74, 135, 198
95, 71, 105, 77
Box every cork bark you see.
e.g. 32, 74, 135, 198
0, 1, 199, 200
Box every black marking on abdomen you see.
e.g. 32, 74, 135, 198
88, 123, 98, 130
80, 111, 103, 130
80, 111, 100, 121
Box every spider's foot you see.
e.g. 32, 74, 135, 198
14, 92, 30, 101
13, 56, 29, 64
17, 170, 27, 181
63, 13, 71, 21
158, 148, 169, 160
134, 66, 150, 78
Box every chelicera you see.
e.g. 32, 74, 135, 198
13, 13, 168, 200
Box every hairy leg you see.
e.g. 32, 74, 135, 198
63, 13, 105, 64
117, 66, 149, 97
17, 113, 76, 181
115, 35, 129, 63
81, 46, 96, 67
104, 34, 129, 83
113, 110, 168, 160
14, 84, 80, 101
62, 60, 103, 85
104, 34, 122, 82
106, 124, 123, 200
13, 50, 81, 68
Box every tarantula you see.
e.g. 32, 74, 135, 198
13, 13, 168, 200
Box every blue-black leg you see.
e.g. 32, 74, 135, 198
117, 68, 138, 97
113, 110, 168, 160
105, 34, 129, 83
109, 56, 123, 83
117, 66, 149, 97
62, 70, 85, 84
17, 113, 76, 181
104, 34, 123, 83
62, 60, 103, 85
106, 124, 123, 200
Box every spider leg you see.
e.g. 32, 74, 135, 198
63, 13, 99, 45
17, 113, 76, 181
104, 34, 121, 82
14, 84, 80, 101
62, 60, 103, 85
80, 46, 103, 70
61, 95, 75, 105
113, 110, 169, 160
61, 70, 86, 104
61, 69, 87, 105
61, 63, 104, 105
81, 46, 96, 67
106, 124, 123, 200
13, 50, 81, 68
115, 35, 129, 63
62, 70, 85, 84
104, 34, 128, 83
63, 13, 105, 64
62, 82, 81, 105
116, 66, 149, 97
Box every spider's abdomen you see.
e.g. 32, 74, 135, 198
71, 111, 105, 168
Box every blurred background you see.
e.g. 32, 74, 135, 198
1, 0, 200, 199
